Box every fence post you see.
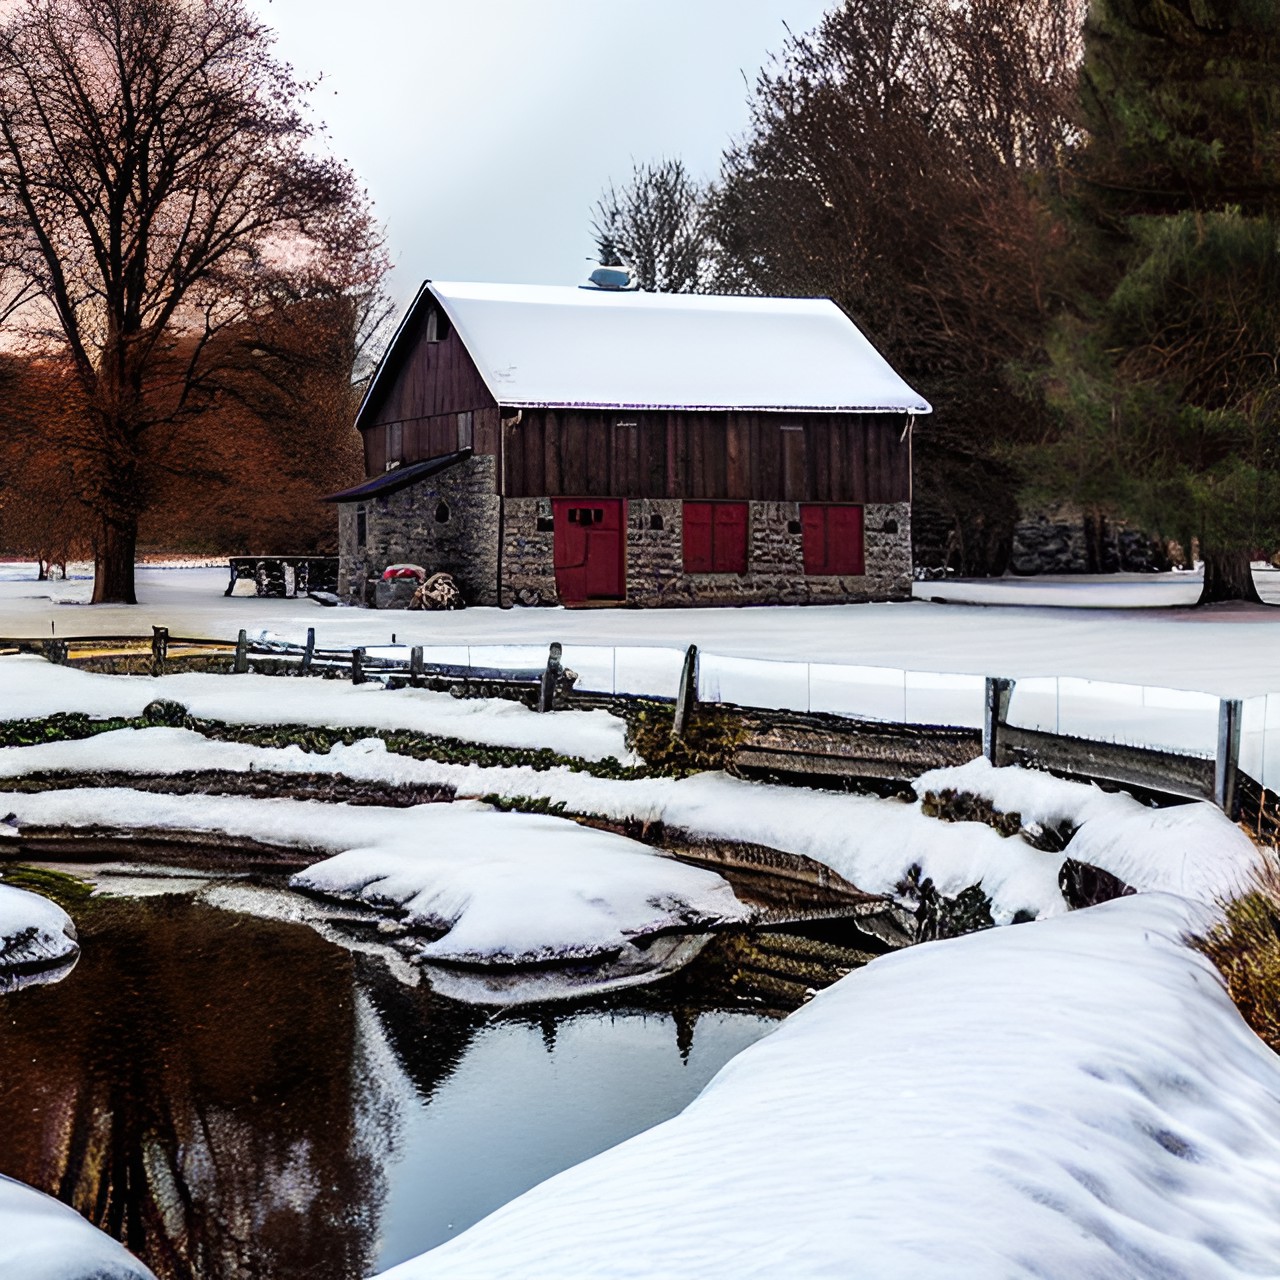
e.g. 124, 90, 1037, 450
151, 625, 169, 676
672, 644, 699, 742
410, 645, 424, 688
234, 629, 249, 674
1216, 697, 1242, 818
538, 642, 563, 713
983, 677, 1013, 765
351, 647, 367, 686
299, 627, 316, 676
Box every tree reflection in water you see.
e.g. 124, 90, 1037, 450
0, 896, 394, 1280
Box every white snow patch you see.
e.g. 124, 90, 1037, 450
0, 883, 78, 974
0, 656, 632, 762
0, 789, 746, 965
0, 1174, 156, 1279
918, 757, 1263, 905
377, 894, 1280, 1280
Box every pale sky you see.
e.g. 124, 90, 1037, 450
251, 0, 833, 308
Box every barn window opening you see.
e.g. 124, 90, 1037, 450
801, 505, 865, 577
649, 512, 664, 531
355, 506, 367, 549
787, 519, 802, 535
424, 308, 450, 342
435, 501, 450, 524
536, 514, 554, 532
568, 508, 605, 526
682, 502, 748, 574
457, 411, 474, 450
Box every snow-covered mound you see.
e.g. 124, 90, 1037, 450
0, 883, 78, 976
0, 656, 633, 763
917, 757, 1263, 905
378, 894, 1280, 1279
0, 1174, 156, 1279
0, 789, 746, 965
292, 802, 747, 964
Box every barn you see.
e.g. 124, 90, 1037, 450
327, 281, 931, 609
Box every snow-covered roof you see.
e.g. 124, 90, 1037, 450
406, 281, 930, 415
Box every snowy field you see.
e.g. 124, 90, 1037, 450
4, 563, 1280, 699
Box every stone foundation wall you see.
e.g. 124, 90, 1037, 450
1011, 504, 1170, 575
501, 498, 559, 606
337, 455, 501, 606
616, 499, 910, 607
342, 485, 913, 609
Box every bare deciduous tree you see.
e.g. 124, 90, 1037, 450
591, 159, 715, 293
0, 0, 388, 602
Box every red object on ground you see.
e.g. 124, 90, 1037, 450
382, 564, 426, 581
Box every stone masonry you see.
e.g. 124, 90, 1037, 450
338, 455, 500, 606
343, 478, 911, 609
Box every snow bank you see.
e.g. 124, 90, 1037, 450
0, 656, 633, 763
378, 894, 1280, 1279
0, 789, 745, 964
917, 757, 1263, 905
0, 728, 1064, 920
0, 883, 78, 975
0, 1174, 156, 1279
291, 803, 747, 964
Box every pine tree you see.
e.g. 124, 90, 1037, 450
1042, 0, 1280, 602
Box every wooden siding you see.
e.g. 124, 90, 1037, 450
364, 407, 501, 475
500, 410, 911, 504
360, 304, 494, 426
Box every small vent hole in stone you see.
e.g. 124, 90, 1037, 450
536, 515, 554, 533
787, 519, 802, 535
649, 513, 664, 531
883, 518, 898, 534
435, 501, 450, 524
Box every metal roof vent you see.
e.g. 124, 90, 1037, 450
582, 264, 638, 291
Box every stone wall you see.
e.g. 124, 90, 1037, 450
616, 499, 910, 606
344, 484, 913, 609
501, 497, 559, 606
337, 455, 501, 605
1011, 505, 1170, 575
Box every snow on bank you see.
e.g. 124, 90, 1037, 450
379, 894, 1280, 1280
0, 655, 632, 762
0, 728, 1262, 921
918, 757, 1262, 905
0, 789, 745, 964
0, 1174, 156, 1279
0, 883, 78, 975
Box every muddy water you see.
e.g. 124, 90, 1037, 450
0, 886, 812, 1280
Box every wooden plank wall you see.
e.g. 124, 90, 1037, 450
363, 407, 501, 476
361, 307, 495, 428
500, 410, 911, 503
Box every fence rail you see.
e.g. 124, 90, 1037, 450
3, 625, 1274, 812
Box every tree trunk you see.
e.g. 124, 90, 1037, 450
92, 514, 138, 604
1198, 546, 1264, 605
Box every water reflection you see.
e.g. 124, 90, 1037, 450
0, 896, 387, 1280
0, 890, 794, 1280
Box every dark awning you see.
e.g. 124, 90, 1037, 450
322, 449, 472, 503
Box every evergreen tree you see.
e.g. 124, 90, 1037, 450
1040, 0, 1280, 602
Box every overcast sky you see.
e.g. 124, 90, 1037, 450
251, 0, 832, 309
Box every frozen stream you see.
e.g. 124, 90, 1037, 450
0, 869, 852, 1280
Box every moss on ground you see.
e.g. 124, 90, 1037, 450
0, 863, 96, 910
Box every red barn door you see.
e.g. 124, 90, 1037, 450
552, 499, 626, 604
